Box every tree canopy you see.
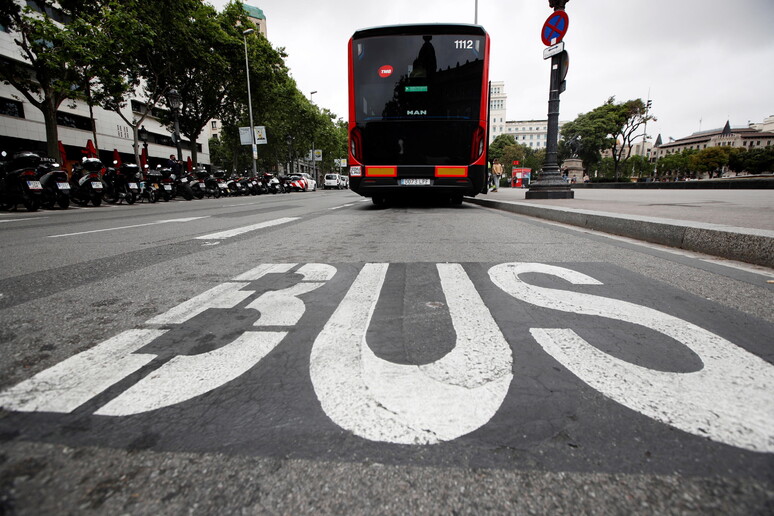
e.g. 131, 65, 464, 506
561, 96, 654, 180
0, 0, 346, 171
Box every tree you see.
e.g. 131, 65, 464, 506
488, 134, 516, 163
88, 0, 183, 165
561, 97, 655, 180
0, 1, 104, 158
731, 147, 774, 175
689, 147, 728, 178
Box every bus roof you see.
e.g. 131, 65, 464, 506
352, 23, 486, 40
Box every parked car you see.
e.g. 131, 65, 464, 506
324, 173, 342, 190
301, 173, 317, 191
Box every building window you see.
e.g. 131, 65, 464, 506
57, 111, 92, 131
0, 97, 25, 118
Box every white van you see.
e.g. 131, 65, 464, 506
324, 173, 342, 189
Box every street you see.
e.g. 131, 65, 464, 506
1, 190, 772, 514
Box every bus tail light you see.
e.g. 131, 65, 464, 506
470, 126, 485, 163
366, 166, 397, 177
349, 127, 363, 161
435, 166, 468, 177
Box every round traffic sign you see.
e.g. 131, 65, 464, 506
541, 10, 569, 46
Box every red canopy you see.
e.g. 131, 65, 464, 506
57, 140, 67, 164
82, 139, 98, 158
112, 148, 122, 168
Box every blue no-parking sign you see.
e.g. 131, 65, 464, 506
541, 10, 569, 46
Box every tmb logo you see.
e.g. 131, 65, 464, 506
378, 65, 393, 78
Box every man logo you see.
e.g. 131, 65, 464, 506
407, 110, 427, 116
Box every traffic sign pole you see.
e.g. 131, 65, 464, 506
527, 5, 574, 200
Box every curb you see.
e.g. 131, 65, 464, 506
464, 197, 774, 269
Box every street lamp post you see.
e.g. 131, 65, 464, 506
166, 89, 183, 161
286, 134, 293, 175
310, 90, 317, 182
526, 0, 573, 199
243, 28, 258, 177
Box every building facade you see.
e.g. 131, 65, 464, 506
0, 1, 241, 170
488, 81, 565, 148
651, 121, 774, 161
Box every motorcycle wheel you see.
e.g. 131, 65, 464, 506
181, 185, 194, 201
57, 196, 70, 209
22, 196, 40, 212
213, 188, 221, 199
104, 189, 119, 204
193, 188, 204, 200
161, 192, 170, 201
148, 191, 157, 203
125, 192, 136, 205
92, 195, 102, 207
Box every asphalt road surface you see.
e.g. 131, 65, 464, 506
1, 190, 772, 514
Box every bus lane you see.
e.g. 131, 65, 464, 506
1, 260, 771, 479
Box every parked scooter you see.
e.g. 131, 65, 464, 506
36, 157, 71, 209
0, 150, 44, 211
69, 157, 105, 207
103, 163, 140, 205
178, 170, 200, 200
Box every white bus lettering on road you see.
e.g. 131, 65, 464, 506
310, 263, 513, 444
0, 262, 771, 453
489, 262, 774, 453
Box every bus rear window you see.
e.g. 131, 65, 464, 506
353, 34, 485, 123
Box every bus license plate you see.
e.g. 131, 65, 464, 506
400, 178, 431, 186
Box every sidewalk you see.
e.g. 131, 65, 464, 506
465, 188, 774, 268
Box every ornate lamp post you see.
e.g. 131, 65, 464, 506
526, 0, 574, 199
286, 134, 294, 175
166, 89, 183, 161
309, 90, 317, 181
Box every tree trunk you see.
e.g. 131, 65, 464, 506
42, 96, 61, 159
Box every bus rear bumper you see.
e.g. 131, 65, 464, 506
350, 165, 486, 198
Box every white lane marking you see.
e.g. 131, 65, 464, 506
330, 203, 355, 210
194, 217, 299, 240
48, 217, 208, 238
222, 202, 263, 207
490, 262, 774, 453
0, 329, 166, 413
0, 217, 47, 223
95, 331, 286, 416
310, 263, 512, 445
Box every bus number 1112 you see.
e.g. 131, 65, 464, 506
454, 39, 474, 49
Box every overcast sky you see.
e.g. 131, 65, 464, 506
210, 0, 774, 141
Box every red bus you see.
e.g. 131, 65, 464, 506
347, 24, 490, 205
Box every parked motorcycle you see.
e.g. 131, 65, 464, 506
103, 163, 140, 205
36, 157, 71, 209
0, 150, 44, 211
180, 170, 203, 199
69, 157, 105, 207
199, 171, 221, 198
157, 167, 175, 201
141, 167, 163, 203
